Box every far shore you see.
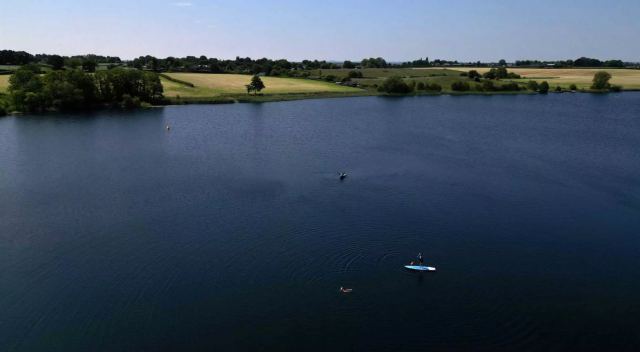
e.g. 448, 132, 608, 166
2, 66, 637, 116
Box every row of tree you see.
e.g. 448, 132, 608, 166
2, 50, 635, 75
7, 66, 163, 112
515, 57, 627, 68
399, 58, 464, 67
0, 50, 121, 66
464, 68, 520, 80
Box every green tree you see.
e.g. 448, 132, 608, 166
502, 82, 520, 91
66, 57, 82, 69
591, 71, 611, 90
483, 69, 496, 80
0, 93, 10, 115
425, 83, 442, 92
361, 57, 388, 68
42, 70, 92, 110
246, 75, 265, 95
9, 66, 162, 113
569, 84, 577, 91
342, 60, 355, 69
379, 76, 413, 94
468, 70, 481, 80
451, 81, 471, 91
526, 80, 539, 91
94, 68, 162, 104
484, 67, 510, 80
539, 81, 550, 94
496, 67, 508, 79
47, 55, 65, 70
8, 67, 44, 111
347, 70, 363, 79
324, 75, 337, 82
82, 58, 98, 72
482, 80, 496, 91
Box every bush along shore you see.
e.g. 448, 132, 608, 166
2, 65, 164, 115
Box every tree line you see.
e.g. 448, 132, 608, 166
2, 50, 635, 76
0, 50, 121, 67
515, 57, 628, 68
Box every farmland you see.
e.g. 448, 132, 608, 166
444, 67, 640, 90
161, 73, 364, 102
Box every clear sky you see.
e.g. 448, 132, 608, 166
2, 0, 639, 62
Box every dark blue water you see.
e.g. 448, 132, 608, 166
1, 94, 639, 351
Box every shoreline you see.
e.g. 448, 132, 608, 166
3, 89, 637, 117
160, 88, 637, 106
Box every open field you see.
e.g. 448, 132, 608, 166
161, 73, 362, 99
0, 75, 10, 92
443, 67, 640, 89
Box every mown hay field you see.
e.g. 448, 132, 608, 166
161, 73, 362, 98
444, 67, 640, 89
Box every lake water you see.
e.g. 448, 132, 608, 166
1, 94, 639, 351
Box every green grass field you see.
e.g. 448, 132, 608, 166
161, 73, 363, 100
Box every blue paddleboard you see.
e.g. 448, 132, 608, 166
404, 265, 436, 271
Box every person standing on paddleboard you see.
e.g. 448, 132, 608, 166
417, 252, 424, 265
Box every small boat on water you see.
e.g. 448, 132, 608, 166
339, 172, 347, 180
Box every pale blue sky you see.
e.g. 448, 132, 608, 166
1, 0, 639, 61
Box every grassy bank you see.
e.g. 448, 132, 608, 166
165, 91, 376, 104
